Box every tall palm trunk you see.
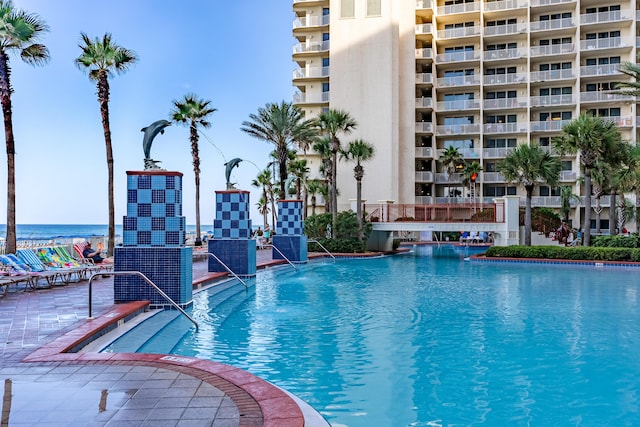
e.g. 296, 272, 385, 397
609, 190, 617, 236
331, 144, 338, 238
583, 170, 592, 246
0, 52, 15, 254
189, 124, 202, 245
524, 185, 533, 246
97, 73, 115, 257
355, 165, 364, 241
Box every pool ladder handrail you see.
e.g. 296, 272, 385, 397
88, 271, 199, 331
263, 245, 298, 269
201, 252, 250, 289
307, 239, 336, 261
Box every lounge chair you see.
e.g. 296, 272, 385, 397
16, 249, 72, 286
0, 254, 46, 291
34, 247, 90, 283
53, 246, 102, 279
72, 242, 113, 274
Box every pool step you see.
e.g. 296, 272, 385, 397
105, 310, 180, 353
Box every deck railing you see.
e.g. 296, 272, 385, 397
365, 203, 502, 223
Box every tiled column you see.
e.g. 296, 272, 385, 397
208, 190, 256, 277
273, 200, 307, 263
114, 171, 193, 306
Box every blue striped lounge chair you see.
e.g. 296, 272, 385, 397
0, 254, 45, 291
16, 249, 67, 286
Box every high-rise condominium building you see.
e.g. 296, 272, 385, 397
292, 0, 637, 229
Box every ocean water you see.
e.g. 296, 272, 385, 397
0, 224, 213, 240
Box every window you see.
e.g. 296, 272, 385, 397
585, 82, 617, 91
586, 108, 621, 117
485, 67, 517, 75
340, 0, 354, 18
585, 56, 621, 66
539, 186, 561, 196
539, 62, 572, 71
444, 93, 474, 101
539, 87, 572, 96
586, 5, 621, 13
486, 114, 517, 123
486, 19, 516, 26
322, 57, 330, 67
485, 138, 516, 148
322, 82, 330, 92
322, 33, 330, 41
485, 186, 517, 196
586, 31, 620, 39
444, 69, 474, 77
445, 22, 474, 29
539, 12, 572, 20
485, 91, 517, 99
561, 161, 572, 171
444, 116, 474, 124
366, 0, 381, 16
445, 45, 474, 53
486, 43, 517, 51
540, 111, 572, 120
443, 139, 474, 149
539, 137, 550, 146
539, 37, 572, 45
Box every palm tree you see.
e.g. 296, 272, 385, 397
312, 136, 332, 214
306, 179, 322, 216
0, 1, 49, 254
611, 144, 640, 234
340, 139, 375, 241
288, 158, 309, 200
613, 62, 640, 97
553, 114, 621, 246
255, 196, 270, 229
462, 161, 482, 201
241, 101, 317, 200
315, 109, 357, 237
559, 186, 580, 224
440, 146, 463, 199
170, 94, 216, 246
251, 169, 272, 227
76, 33, 137, 256
498, 144, 560, 246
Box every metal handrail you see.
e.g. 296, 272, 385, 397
88, 271, 199, 330
308, 239, 336, 261
200, 252, 249, 289
433, 232, 441, 248
264, 245, 298, 269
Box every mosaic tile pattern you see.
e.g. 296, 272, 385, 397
213, 191, 252, 239
272, 235, 308, 263
276, 200, 304, 236
123, 172, 186, 247
114, 246, 193, 306
208, 239, 257, 277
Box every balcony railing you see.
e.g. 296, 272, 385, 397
560, 171, 577, 181
529, 18, 575, 32
435, 172, 464, 184
435, 124, 481, 135
605, 116, 634, 127
483, 172, 507, 183
415, 171, 434, 182
530, 94, 575, 107
483, 99, 528, 110
416, 48, 433, 59
436, 99, 481, 111
416, 24, 433, 35
531, 0, 575, 6
580, 10, 632, 25
580, 37, 631, 51
528, 196, 562, 207
293, 92, 330, 104
436, 75, 480, 88
437, 26, 481, 39
579, 91, 632, 103
540, 145, 560, 155
416, 97, 433, 108
530, 120, 572, 132
484, 0, 528, 11
415, 147, 434, 158
293, 15, 330, 29
483, 73, 528, 85
580, 64, 621, 77
483, 147, 516, 158
293, 40, 330, 54
530, 44, 575, 56
436, 50, 480, 63
483, 122, 527, 134
416, 0, 432, 9
415, 122, 434, 133
414, 196, 434, 204
416, 73, 433, 84
292, 66, 330, 79
437, 2, 480, 15
582, 195, 612, 207
483, 48, 526, 61
436, 148, 481, 159
530, 69, 575, 82
484, 23, 528, 37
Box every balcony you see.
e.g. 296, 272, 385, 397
605, 116, 634, 128
539, 145, 560, 155
292, 40, 330, 54
436, 148, 481, 159
415, 147, 434, 158
530, 94, 575, 107
483, 147, 516, 158
531, 0, 575, 6
529, 18, 575, 32
530, 119, 572, 132
483, 98, 528, 110
482, 172, 507, 183
579, 64, 623, 77
435, 172, 464, 184
436, 99, 480, 111
530, 44, 575, 56
414, 196, 434, 204
483, 122, 528, 134
484, 23, 528, 37
484, 0, 528, 11
416, 97, 433, 108
437, 26, 481, 40
416, 23, 433, 36
580, 10, 633, 26
483, 73, 528, 85
483, 48, 526, 61
528, 196, 561, 207
580, 37, 632, 51
436, 75, 480, 88
293, 91, 330, 104
529, 69, 575, 82
416, 48, 433, 59
415, 171, 434, 182
416, 0, 432, 9
560, 171, 577, 181
435, 124, 481, 135
292, 66, 330, 79
293, 15, 330, 29
415, 122, 434, 133
437, 2, 480, 16
436, 50, 480, 63
579, 91, 632, 103
416, 73, 433, 84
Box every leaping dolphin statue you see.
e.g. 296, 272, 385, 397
141, 119, 172, 169
224, 158, 243, 189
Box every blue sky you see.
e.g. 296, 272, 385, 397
3, 1, 295, 226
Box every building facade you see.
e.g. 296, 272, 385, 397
292, 0, 638, 230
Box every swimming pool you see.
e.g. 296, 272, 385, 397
104, 245, 640, 426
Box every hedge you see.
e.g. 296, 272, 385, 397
485, 245, 640, 262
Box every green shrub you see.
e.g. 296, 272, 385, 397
305, 211, 372, 253
484, 245, 637, 262
308, 238, 366, 253
591, 234, 640, 248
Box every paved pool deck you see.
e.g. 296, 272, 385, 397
0, 248, 319, 427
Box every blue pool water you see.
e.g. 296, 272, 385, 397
104, 245, 640, 426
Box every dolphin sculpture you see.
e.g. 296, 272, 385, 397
224, 158, 243, 189
141, 119, 171, 169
